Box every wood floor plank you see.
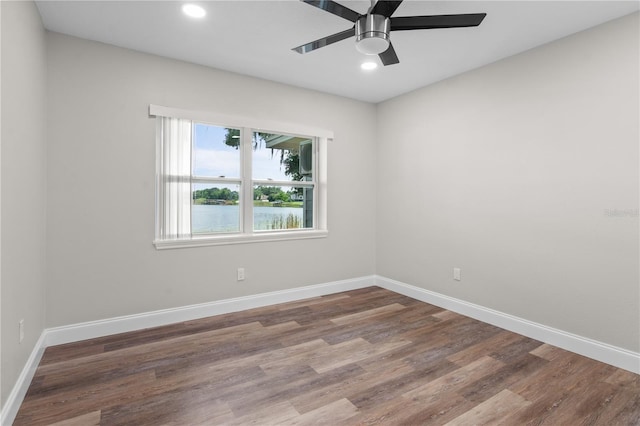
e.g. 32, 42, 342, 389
488, 336, 544, 363
349, 356, 459, 412
432, 309, 460, 321
529, 342, 563, 361
228, 363, 364, 418
14, 286, 640, 425
401, 393, 476, 425
352, 384, 476, 426
284, 398, 359, 426
403, 355, 506, 401
445, 329, 524, 366
258, 339, 331, 374
39, 342, 106, 366
605, 368, 640, 387
445, 389, 531, 425
226, 400, 300, 426
457, 353, 548, 404
329, 303, 406, 325
290, 358, 414, 414
310, 339, 411, 374
199, 337, 328, 376
48, 411, 101, 426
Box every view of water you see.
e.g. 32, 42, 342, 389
192, 204, 305, 233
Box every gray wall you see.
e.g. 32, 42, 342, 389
45, 33, 377, 327
376, 12, 639, 352
1, 1, 48, 406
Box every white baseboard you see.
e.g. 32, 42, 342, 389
376, 275, 640, 375
1, 332, 47, 426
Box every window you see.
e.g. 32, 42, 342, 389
151, 105, 329, 249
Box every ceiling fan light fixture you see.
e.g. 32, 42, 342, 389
182, 4, 206, 18
356, 37, 390, 55
361, 61, 378, 71
355, 14, 390, 55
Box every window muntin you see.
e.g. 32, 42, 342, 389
154, 110, 324, 247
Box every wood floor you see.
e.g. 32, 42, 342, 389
14, 287, 640, 425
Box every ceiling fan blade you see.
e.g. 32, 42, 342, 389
301, 0, 360, 23
379, 43, 399, 66
390, 13, 486, 31
371, 1, 403, 18
292, 27, 355, 54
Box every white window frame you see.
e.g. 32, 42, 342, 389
150, 105, 330, 249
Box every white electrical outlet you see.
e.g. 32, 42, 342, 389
237, 267, 245, 281
19, 319, 24, 343
453, 267, 461, 281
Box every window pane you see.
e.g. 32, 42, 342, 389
193, 124, 241, 178
253, 132, 313, 181
192, 183, 240, 234
254, 185, 313, 231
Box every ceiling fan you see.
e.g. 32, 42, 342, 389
292, 0, 487, 66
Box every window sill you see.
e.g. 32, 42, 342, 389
153, 229, 328, 250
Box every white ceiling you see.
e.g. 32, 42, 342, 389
35, 1, 639, 103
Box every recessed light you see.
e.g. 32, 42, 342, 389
361, 61, 378, 71
182, 4, 206, 18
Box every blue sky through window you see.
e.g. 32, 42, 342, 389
193, 124, 240, 178
193, 123, 290, 182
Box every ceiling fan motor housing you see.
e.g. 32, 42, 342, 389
355, 14, 390, 55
